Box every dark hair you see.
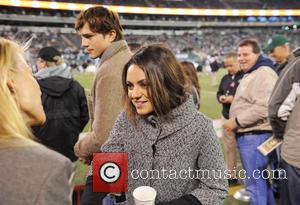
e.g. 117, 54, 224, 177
238, 38, 261, 54
128, 42, 142, 53
75, 6, 123, 41
122, 44, 188, 121
38, 46, 63, 65
181, 61, 200, 97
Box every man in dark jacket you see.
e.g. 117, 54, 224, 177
263, 35, 290, 75
217, 52, 243, 184
268, 47, 300, 205
32, 46, 89, 162
264, 34, 294, 197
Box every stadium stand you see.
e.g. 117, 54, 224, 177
1, 26, 299, 69
0, 0, 299, 69
50, 0, 300, 9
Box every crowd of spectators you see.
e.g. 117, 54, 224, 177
1, 26, 299, 70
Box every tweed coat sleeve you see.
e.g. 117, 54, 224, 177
190, 117, 228, 205
101, 112, 128, 153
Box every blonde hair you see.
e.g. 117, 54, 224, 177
45, 55, 64, 67
0, 38, 37, 147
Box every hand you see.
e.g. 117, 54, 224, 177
74, 132, 88, 159
224, 95, 234, 103
78, 157, 90, 165
78, 132, 87, 141
157, 194, 201, 205
223, 118, 237, 132
219, 95, 226, 103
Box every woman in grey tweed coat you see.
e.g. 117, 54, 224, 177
101, 44, 228, 205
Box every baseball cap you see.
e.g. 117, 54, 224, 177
263, 35, 288, 53
38, 46, 61, 62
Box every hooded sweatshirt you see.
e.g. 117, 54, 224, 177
32, 65, 89, 161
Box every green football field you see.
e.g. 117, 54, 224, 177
72, 69, 280, 205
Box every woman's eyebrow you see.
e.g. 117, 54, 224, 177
137, 79, 147, 84
126, 79, 147, 84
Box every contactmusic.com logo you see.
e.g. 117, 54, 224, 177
93, 153, 128, 192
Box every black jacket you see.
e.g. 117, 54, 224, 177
33, 76, 89, 161
217, 71, 244, 119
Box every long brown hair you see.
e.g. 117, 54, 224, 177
122, 44, 188, 122
181, 61, 200, 97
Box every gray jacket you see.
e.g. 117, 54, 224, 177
268, 47, 300, 169
0, 138, 75, 205
102, 97, 228, 205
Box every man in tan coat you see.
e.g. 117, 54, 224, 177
223, 39, 278, 205
73, 6, 131, 204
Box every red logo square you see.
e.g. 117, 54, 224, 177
92, 153, 128, 192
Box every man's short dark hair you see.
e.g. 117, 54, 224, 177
75, 6, 123, 41
238, 38, 261, 54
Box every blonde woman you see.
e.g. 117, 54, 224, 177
0, 38, 74, 205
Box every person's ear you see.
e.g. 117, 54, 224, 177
107, 30, 117, 43
283, 44, 289, 52
7, 79, 16, 94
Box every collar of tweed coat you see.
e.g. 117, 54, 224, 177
135, 96, 197, 141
